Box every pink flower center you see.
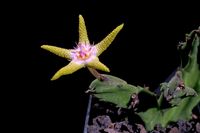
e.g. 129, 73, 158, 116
76, 47, 91, 60
71, 43, 96, 62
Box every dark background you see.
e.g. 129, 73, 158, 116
5, 1, 199, 132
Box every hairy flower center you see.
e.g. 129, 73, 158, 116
71, 43, 96, 62
76, 48, 91, 60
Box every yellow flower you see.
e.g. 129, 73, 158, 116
41, 15, 124, 80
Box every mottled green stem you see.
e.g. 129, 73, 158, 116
178, 28, 200, 50
142, 88, 157, 96
157, 93, 164, 108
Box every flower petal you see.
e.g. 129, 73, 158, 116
51, 61, 84, 80
41, 45, 71, 60
87, 57, 110, 72
95, 23, 124, 56
79, 15, 90, 44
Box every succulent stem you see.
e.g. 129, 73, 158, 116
87, 67, 107, 81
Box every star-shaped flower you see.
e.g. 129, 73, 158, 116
41, 15, 124, 80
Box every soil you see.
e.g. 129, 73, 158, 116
87, 97, 200, 133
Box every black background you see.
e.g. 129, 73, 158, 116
4, 1, 200, 132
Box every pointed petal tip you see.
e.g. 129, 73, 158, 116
40, 45, 45, 48
51, 71, 62, 81
50, 76, 57, 81
118, 23, 124, 29
106, 68, 110, 72
40, 45, 48, 49
79, 14, 83, 19
50, 78, 55, 81
51, 75, 59, 81
101, 65, 110, 72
